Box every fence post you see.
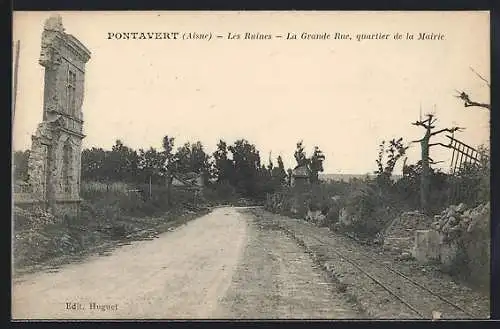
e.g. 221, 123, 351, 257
149, 176, 152, 199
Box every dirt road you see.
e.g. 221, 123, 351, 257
12, 207, 361, 320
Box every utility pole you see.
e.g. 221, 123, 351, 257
12, 40, 20, 126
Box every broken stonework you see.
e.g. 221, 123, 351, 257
382, 210, 433, 254
439, 241, 460, 270
411, 202, 490, 288
412, 229, 440, 263
25, 14, 91, 218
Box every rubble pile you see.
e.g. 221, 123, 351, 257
410, 202, 490, 289
432, 202, 490, 287
431, 202, 489, 243
382, 210, 433, 255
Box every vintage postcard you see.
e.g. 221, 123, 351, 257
12, 11, 490, 320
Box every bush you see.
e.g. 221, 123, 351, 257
81, 183, 199, 218
336, 182, 390, 238
13, 206, 50, 231
326, 202, 342, 226
203, 182, 240, 204
451, 156, 490, 207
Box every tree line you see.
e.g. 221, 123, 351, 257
13, 137, 326, 200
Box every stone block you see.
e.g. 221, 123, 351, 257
412, 229, 440, 263
439, 241, 460, 269
456, 203, 467, 213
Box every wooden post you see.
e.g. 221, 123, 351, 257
12, 40, 20, 126
149, 175, 152, 199
449, 141, 456, 174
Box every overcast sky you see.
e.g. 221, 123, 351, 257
12, 11, 490, 174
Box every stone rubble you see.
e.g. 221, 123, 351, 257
431, 202, 490, 243
381, 210, 433, 258
412, 202, 490, 289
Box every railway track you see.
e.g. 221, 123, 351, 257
273, 219, 482, 319
308, 233, 475, 319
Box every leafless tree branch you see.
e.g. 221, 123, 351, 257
412, 120, 430, 130
430, 126, 465, 137
455, 91, 491, 110
470, 66, 490, 88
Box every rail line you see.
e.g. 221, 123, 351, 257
279, 223, 478, 319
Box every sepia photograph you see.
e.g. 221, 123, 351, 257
11, 11, 490, 320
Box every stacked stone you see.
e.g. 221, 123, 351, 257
431, 202, 490, 243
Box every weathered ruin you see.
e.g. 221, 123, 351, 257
24, 14, 91, 217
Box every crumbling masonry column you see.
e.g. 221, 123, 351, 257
28, 14, 91, 217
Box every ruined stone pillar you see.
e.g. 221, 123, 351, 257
28, 14, 91, 217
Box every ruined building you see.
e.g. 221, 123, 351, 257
26, 14, 91, 216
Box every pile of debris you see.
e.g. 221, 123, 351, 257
382, 210, 433, 257
411, 202, 490, 289
431, 203, 489, 243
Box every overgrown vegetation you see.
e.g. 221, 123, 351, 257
13, 184, 210, 271
265, 133, 490, 242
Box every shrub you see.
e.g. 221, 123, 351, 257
203, 182, 240, 205
326, 202, 342, 227
13, 206, 57, 231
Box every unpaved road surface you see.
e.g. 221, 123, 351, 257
12, 207, 361, 320
217, 209, 361, 319
249, 209, 490, 319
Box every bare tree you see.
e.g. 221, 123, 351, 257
455, 67, 491, 110
412, 114, 464, 213
456, 91, 491, 110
